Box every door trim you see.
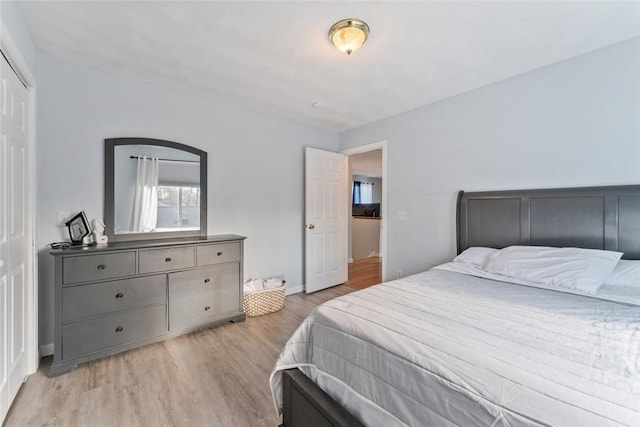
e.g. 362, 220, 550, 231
342, 140, 387, 282
1, 18, 39, 375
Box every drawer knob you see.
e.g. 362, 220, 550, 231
204, 278, 210, 284
165, 257, 172, 263
217, 251, 222, 256
204, 306, 211, 311
115, 293, 124, 299
97, 264, 106, 270
115, 326, 123, 333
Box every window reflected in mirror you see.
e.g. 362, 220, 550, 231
157, 186, 200, 231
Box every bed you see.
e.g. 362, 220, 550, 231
270, 185, 640, 427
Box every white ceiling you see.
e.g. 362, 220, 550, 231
17, 1, 640, 132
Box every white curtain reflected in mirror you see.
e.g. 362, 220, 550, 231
131, 156, 159, 232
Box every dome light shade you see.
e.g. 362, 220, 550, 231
329, 19, 370, 55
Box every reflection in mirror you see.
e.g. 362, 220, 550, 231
114, 145, 200, 233
105, 138, 207, 242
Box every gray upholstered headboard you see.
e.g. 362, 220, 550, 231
457, 185, 640, 260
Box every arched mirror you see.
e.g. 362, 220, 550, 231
104, 137, 207, 242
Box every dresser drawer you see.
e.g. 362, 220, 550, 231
62, 275, 166, 322
196, 242, 241, 266
138, 246, 194, 274
63, 252, 136, 285
62, 304, 166, 360
169, 263, 241, 331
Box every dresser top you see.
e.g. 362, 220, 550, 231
50, 234, 246, 256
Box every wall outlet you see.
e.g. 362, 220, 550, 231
396, 210, 407, 221
396, 269, 403, 279
57, 211, 71, 227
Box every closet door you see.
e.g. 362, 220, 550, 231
0, 52, 29, 422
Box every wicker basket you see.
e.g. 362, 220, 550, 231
243, 283, 286, 317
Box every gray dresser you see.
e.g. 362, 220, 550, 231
50, 234, 246, 376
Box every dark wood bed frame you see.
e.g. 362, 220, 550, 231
281, 185, 640, 427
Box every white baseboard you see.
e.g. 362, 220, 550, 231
286, 284, 303, 295
40, 343, 54, 357
348, 258, 353, 264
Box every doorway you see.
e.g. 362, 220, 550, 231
342, 142, 387, 289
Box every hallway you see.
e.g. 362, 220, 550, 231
345, 257, 382, 289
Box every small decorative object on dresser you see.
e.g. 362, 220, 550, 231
49, 234, 246, 376
92, 218, 108, 245
64, 211, 92, 246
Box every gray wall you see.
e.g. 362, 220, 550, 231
1, 1, 37, 72
340, 37, 640, 280
37, 54, 338, 348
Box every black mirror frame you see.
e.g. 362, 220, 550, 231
104, 137, 208, 242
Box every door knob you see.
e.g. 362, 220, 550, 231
307, 224, 315, 229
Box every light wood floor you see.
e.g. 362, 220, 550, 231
4, 285, 355, 427
345, 257, 382, 289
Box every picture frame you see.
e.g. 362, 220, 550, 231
65, 211, 91, 245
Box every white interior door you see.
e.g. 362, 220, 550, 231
305, 147, 348, 293
0, 52, 29, 422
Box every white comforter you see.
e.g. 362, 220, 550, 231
270, 269, 640, 426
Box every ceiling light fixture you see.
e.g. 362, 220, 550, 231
328, 18, 370, 55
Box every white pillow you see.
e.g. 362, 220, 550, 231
603, 259, 640, 287
484, 246, 622, 295
453, 247, 497, 267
